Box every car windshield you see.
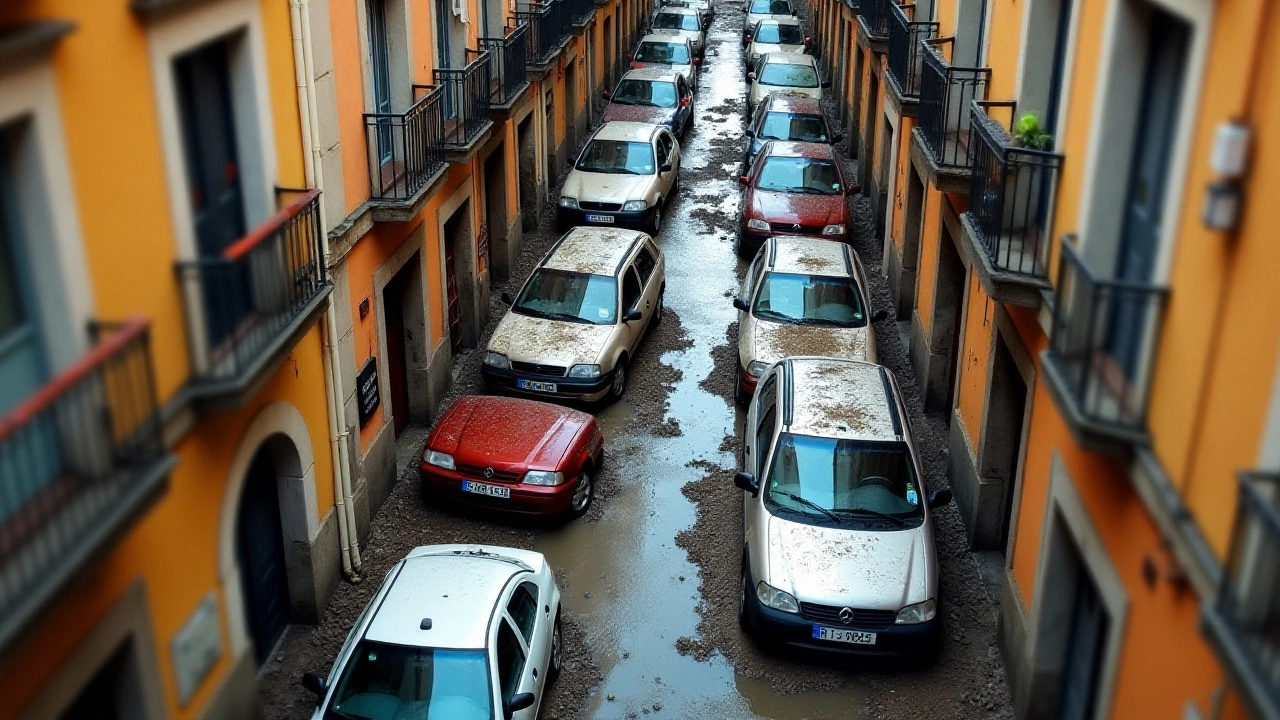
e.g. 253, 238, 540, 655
758, 61, 819, 87
575, 139, 656, 175
755, 157, 842, 195
612, 79, 678, 107
754, 23, 804, 43
752, 272, 865, 327
324, 642, 492, 720
635, 41, 691, 64
749, 0, 793, 13
654, 12, 701, 30
758, 112, 828, 142
514, 268, 619, 325
765, 434, 923, 522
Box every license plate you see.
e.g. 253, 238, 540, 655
461, 480, 511, 498
812, 625, 876, 645
585, 214, 615, 224
516, 379, 558, 393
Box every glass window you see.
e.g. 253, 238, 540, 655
752, 272, 865, 327
325, 641, 493, 720
506, 584, 539, 643
758, 112, 829, 142
758, 62, 819, 88
514, 269, 619, 324
656, 134, 674, 164
634, 244, 658, 283
754, 22, 804, 44
0, 199, 24, 338
611, 79, 678, 108
749, 0, 792, 12
754, 399, 776, 478
654, 11, 701, 30
634, 41, 691, 65
622, 268, 642, 311
755, 157, 842, 195
495, 622, 526, 704
765, 434, 924, 522
576, 140, 657, 175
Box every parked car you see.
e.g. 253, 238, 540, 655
732, 236, 883, 403
603, 68, 695, 137
301, 545, 564, 720
630, 34, 699, 90
558, 121, 682, 233
736, 140, 859, 257
742, 0, 796, 41
746, 17, 810, 73
747, 53, 826, 115
734, 358, 951, 659
651, 7, 707, 57
482, 227, 666, 403
742, 93, 840, 170
662, 0, 713, 28
420, 396, 605, 517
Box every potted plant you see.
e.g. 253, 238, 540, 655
1013, 113, 1054, 150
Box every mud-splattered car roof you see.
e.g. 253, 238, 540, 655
593, 121, 662, 143
543, 227, 648, 276
621, 67, 684, 83
760, 139, 838, 160
767, 236, 852, 276
783, 357, 899, 442
759, 92, 822, 115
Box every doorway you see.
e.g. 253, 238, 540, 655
382, 263, 413, 437
544, 89, 557, 189
861, 71, 878, 193
980, 330, 1028, 552
565, 60, 578, 155
878, 117, 894, 235
927, 223, 965, 416
518, 115, 538, 230
1056, 568, 1109, 720
604, 17, 615, 89
849, 50, 864, 158
235, 447, 291, 666
484, 144, 508, 278
60, 641, 146, 720
444, 200, 476, 355
896, 165, 925, 320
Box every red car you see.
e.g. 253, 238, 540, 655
419, 395, 604, 518
736, 140, 859, 258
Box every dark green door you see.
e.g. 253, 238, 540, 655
236, 450, 291, 665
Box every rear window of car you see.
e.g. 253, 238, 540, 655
749, 0, 793, 13
758, 111, 828, 142
759, 61, 819, 88
754, 22, 804, 44
635, 41, 692, 64
654, 12, 701, 30
612, 78, 678, 107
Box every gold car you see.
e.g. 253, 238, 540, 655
557, 121, 682, 235
482, 227, 666, 403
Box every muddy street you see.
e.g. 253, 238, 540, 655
258, 2, 1013, 718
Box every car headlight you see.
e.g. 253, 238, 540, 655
822, 223, 846, 235
484, 351, 510, 369
746, 218, 769, 231
622, 200, 648, 212
559, 196, 579, 208
523, 470, 566, 486
756, 581, 799, 614
895, 598, 937, 625
568, 364, 602, 378
746, 360, 769, 376
425, 450, 455, 470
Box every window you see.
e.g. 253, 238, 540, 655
634, 41, 691, 65
744, 251, 765, 295
758, 62, 819, 88
0, 127, 47, 415
506, 583, 539, 643
611, 79, 678, 108
749, 0, 793, 13
754, 22, 804, 44
495, 621, 526, 704
656, 133, 674, 165
764, 434, 924, 524
676, 75, 691, 102
575, 140, 656, 175
758, 112, 829, 143
752, 272, 865, 327
654, 12, 701, 30
634, 244, 658, 284
514, 269, 618, 324
754, 374, 778, 477
622, 268, 642, 311
756, 157, 842, 195
325, 641, 494, 719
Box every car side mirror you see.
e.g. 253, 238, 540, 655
738, 175, 750, 186
660, 162, 674, 173
693, 57, 702, 66
833, 133, 844, 143
680, 96, 691, 107
871, 309, 888, 323
734, 471, 760, 496
624, 308, 644, 322
505, 692, 536, 719
747, 71, 756, 81
602, 89, 612, 100
300, 672, 327, 699
846, 182, 861, 195
733, 298, 750, 311
744, 128, 755, 137
927, 488, 952, 508
804, 36, 813, 45
821, 79, 832, 88
501, 292, 514, 306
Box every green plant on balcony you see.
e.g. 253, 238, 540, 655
1014, 113, 1054, 151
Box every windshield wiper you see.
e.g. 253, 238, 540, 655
541, 310, 590, 323
798, 317, 855, 328
835, 507, 907, 527
774, 491, 841, 524
785, 187, 833, 195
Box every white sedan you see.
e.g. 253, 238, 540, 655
302, 545, 563, 720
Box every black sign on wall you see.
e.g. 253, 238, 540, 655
357, 358, 380, 428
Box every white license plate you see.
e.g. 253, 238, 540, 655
812, 625, 876, 645
461, 480, 511, 498
585, 214, 615, 224
516, 379, 558, 393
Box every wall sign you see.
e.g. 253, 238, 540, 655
477, 222, 490, 273
357, 358, 380, 428
171, 593, 222, 706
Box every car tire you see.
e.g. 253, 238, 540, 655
671, 174, 681, 199
649, 205, 662, 236
653, 289, 665, 326
608, 357, 629, 403
738, 566, 753, 632
549, 612, 565, 681
569, 467, 594, 517
734, 371, 747, 406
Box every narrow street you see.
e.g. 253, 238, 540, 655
259, 3, 1014, 718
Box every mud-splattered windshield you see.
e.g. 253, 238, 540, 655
765, 434, 923, 525
752, 272, 865, 327
515, 269, 619, 325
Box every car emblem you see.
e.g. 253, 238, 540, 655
483, 467, 495, 479
792, 223, 802, 231
838, 607, 855, 625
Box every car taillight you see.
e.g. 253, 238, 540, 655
632, 61, 646, 68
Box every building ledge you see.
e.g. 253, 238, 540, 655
856, 16, 888, 54
1039, 349, 1150, 459
527, 38, 571, 79
490, 81, 533, 120
910, 127, 971, 194
957, 213, 1049, 308
885, 73, 919, 119
1202, 606, 1280, 720
0, 19, 75, 67
444, 122, 495, 165
571, 9, 597, 31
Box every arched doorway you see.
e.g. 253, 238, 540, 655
235, 439, 296, 665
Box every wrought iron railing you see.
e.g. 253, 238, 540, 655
565, 0, 593, 25
0, 317, 167, 648
363, 85, 446, 200
515, 0, 566, 64
176, 189, 328, 384
1045, 237, 1168, 434
887, 3, 938, 99
436, 50, 493, 147
861, 0, 895, 38
479, 23, 530, 106
918, 38, 991, 170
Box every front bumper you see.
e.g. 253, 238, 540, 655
557, 205, 657, 232
481, 362, 614, 403
419, 465, 577, 516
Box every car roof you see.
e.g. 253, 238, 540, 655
543, 226, 648, 276
762, 93, 823, 115
365, 545, 547, 649
640, 33, 692, 45
781, 358, 902, 442
623, 67, 682, 82
592, 120, 661, 142
656, 6, 700, 14
754, 16, 803, 26
765, 236, 853, 276
760, 51, 816, 65
761, 140, 837, 160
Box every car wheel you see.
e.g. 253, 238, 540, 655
653, 290, 665, 326
549, 612, 564, 681
608, 358, 629, 402
649, 205, 662, 236
671, 174, 681, 199
739, 567, 753, 632
734, 371, 747, 406
570, 468, 594, 517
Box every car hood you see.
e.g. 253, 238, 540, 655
652, 28, 702, 45
749, 42, 806, 58
633, 61, 694, 82
430, 397, 585, 471
602, 103, 676, 126
766, 514, 930, 610
743, 319, 873, 366
562, 169, 655, 204
488, 312, 615, 366
747, 188, 846, 225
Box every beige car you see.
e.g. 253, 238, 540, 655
732, 236, 885, 403
742, 0, 796, 39
748, 52, 826, 116
651, 7, 706, 57
746, 18, 808, 74
482, 227, 666, 403
558, 121, 681, 235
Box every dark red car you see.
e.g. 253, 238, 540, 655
735, 140, 859, 258
420, 395, 605, 518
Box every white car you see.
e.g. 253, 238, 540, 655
742, 0, 796, 41
558, 121, 681, 235
746, 17, 809, 73
630, 33, 699, 90
651, 7, 707, 57
301, 545, 564, 720
748, 53, 827, 115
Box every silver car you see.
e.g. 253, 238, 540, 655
742, 0, 796, 41
734, 357, 951, 659
748, 52, 827, 115
651, 7, 707, 57
557, 121, 682, 234
631, 33, 699, 90
746, 17, 809, 73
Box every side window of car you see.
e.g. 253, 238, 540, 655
743, 252, 764, 299
634, 245, 658, 284
754, 374, 778, 478
656, 133, 673, 165
496, 619, 527, 703
506, 583, 539, 644
622, 267, 643, 311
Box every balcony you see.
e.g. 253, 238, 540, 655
436, 50, 495, 163
913, 37, 991, 192
565, 0, 595, 31
0, 318, 175, 654
176, 189, 333, 405
364, 84, 448, 213
857, 0, 895, 52
479, 23, 531, 117
959, 100, 1063, 307
1204, 470, 1280, 720
516, 0, 570, 74
885, 3, 938, 116
1040, 237, 1168, 457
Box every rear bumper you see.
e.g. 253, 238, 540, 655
737, 224, 850, 255
481, 362, 614, 403
419, 465, 577, 516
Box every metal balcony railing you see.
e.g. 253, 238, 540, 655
436, 50, 493, 148
887, 3, 938, 99
479, 23, 530, 107
565, 0, 593, 25
364, 86, 446, 201
176, 189, 329, 387
861, 0, 895, 39
0, 317, 170, 652
918, 38, 991, 170
1044, 237, 1168, 436
515, 0, 566, 64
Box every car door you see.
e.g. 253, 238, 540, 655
675, 75, 693, 128
505, 581, 549, 704
495, 616, 537, 720
633, 241, 662, 324
743, 371, 779, 545
620, 265, 647, 352
653, 132, 675, 198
